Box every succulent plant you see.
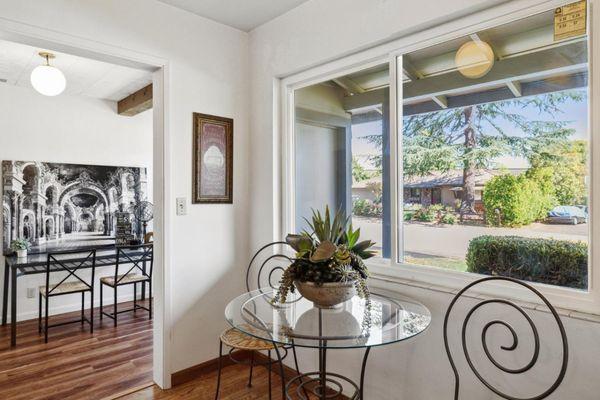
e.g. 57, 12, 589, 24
272, 206, 376, 306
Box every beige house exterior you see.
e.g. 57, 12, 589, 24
352, 169, 526, 211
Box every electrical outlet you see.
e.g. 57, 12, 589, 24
27, 287, 36, 298
176, 197, 187, 216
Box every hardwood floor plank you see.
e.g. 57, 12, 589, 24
119, 363, 335, 400
0, 300, 153, 400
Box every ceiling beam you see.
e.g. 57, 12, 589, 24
402, 59, 424, 81
431, 95, 448, 109
343, 87, 388, 111
506, 80, 522, 97
404, 41, 586, 102
332, 77, 365, 95
117, 84, 153, 116
404, 71, 587, 116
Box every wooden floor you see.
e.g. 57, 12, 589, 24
0, 300, 153, 400
120, 363, 290, 400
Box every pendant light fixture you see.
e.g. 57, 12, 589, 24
455, 40, 494, 79
30, 52, 66, 96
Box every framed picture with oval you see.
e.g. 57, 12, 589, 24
192, 112, 234, 204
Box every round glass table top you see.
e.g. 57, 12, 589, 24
225, 288, 431, 349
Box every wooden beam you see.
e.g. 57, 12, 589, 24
332, 77, 365, 95
402, 59, 424, 81
342, 87, 388, 111
118, 84, 152, 116
404, 71, 587, 116
431, 95, 448, 109
506, 80, 522, 97
403, 41, 587, 101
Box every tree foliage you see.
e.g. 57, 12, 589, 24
529, 140, 587, 205
401, 91, 584, 177
360, 89, 586, 214
352, 157, 371, 182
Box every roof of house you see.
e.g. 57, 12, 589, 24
352, 168, 526, 190
403, 168, 525, 189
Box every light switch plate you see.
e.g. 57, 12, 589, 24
27, 287, 36, 298
176, 197, 187, 216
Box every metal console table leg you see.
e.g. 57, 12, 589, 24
11, 265, 17, 347
2, 259, 9, 326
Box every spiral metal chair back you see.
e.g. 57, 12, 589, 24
443, 276, 568, 400
245, 241, 293, 293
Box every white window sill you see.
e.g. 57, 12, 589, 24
366, 261, 600, 324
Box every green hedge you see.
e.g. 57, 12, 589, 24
466, 235, 587, 289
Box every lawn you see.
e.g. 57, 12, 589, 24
404, 251, 468, 272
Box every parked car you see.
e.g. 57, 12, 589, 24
547, 205, 587, 225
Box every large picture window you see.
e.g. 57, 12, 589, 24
399, 7, 589, 289
288, 2, 592, 299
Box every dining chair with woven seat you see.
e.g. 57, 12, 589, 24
443, 276, 568, 400
100, 243, 153, 326
39, 249, 96, 343
215, 241, 304, 400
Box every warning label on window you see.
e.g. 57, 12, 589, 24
554, 1, 587, 41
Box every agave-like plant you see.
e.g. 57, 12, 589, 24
273, 206, 376, 307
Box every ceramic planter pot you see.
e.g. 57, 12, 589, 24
294, 280, 356, 308
16, 249, 27, 258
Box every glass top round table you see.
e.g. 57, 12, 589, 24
225, 288, 431, 349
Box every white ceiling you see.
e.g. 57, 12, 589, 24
157, 0, 311, 31
0, 39, 152, 102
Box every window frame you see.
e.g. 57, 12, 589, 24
279, 0, 600, 315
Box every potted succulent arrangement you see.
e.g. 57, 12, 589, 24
273, 206, 376, 309
11, 239, 30, 258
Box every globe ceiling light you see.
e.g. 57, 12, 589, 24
455, 40, 495, 79
30, 52, 66, 96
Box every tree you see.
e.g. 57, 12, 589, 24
399, 90, 585, 218
529, 140, 587, 205
352, 157, 371, 182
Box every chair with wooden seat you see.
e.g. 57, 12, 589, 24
215, 241, 304, 400
443, 276, 568, 400
100, 243, 153, 326
39, 249, 97, 343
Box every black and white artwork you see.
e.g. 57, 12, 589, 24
2, 161, 148, 254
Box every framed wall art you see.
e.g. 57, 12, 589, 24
2, 160, 148, 254
192, 113, 233, 204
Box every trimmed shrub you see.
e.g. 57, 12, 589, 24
482, 174, 554, 227
466, 235, 587, 289
440, 213, 456, 225
352, 198, 383, 218
415, 208, 436, 222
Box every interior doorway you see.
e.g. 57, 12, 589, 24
0, 24, 169, 397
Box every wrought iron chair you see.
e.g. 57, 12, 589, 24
100, 243, 153, 326
443, 276, 568, 400
215, 241, 304, 400
39, 249, 97, 343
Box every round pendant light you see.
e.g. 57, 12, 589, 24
30, 52, 66, 96
455, 40, 494, 79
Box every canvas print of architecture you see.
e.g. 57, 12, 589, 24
2, 161, 148, 254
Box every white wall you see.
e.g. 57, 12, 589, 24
0, 0, 250, 380
248, 0, 600, 398
0, 84, 153, 320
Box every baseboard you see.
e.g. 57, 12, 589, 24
171, 350, 252, 387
